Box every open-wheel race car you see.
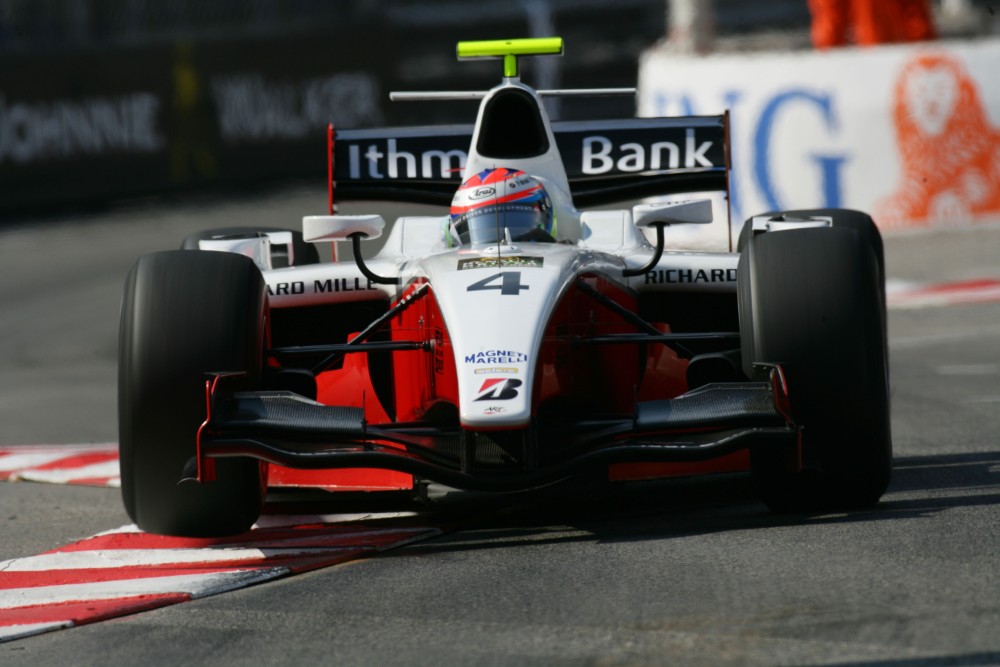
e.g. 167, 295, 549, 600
118, 38, 891, 537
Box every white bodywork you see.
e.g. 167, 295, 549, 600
217, 78, 750, 428
251, 217, 739, 429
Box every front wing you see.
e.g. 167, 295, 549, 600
189, 371, 798, 492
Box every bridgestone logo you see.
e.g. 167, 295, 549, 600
474, 378, 522, 401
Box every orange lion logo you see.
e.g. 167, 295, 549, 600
875, 54, 1000, 229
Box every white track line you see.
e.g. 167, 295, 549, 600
0, 622, 73, 642
0, 450, 94, 473
0, 547, 353, 571
0, 568, 287, 609
12, 460, 120, 484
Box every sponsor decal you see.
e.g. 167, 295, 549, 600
506, 174, 533, 189
474, 367, 519, 375
483, 406, 507, 415
347, 138, 467, 180
458, 256, 544, 271
471, 186, 497, 200
267, 277, 377, 296
334, 119, 725, 183
580, 128, 714, 175
212, 72, 382, 143
644, 268, 737, 284
474, 378, 522, 401
465, 350, 528, 364
268, 281, 305, 296
312, 277, 377, 293
0, 93, 164, 165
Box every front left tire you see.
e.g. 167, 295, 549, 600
118, 250, 268, 537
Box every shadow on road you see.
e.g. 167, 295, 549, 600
380, 449, 1000, 556
822, 650, 1000, 667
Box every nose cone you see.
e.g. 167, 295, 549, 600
420, 246, 569, 429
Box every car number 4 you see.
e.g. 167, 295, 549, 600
466, 271, 529, 295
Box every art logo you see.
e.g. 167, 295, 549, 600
876, 53, 1000, 228
474, 378, 522, 401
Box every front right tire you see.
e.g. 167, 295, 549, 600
738, 218, 891, 512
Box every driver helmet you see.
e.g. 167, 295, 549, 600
448, 168, 555, 246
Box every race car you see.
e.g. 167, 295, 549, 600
118, 38, 891, 537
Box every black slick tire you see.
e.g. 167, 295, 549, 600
738, 208, 885, 304
118, 250, 268, 536
738, 222, 891, 512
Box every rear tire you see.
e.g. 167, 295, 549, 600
119, 250, 268, 536
738, 222, 891, 512
181, 226, 319, 267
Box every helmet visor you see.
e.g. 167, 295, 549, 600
452, 203, 552, 245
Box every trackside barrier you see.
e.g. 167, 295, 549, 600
0, 29, 389, 215
0, 15, 654, 218
638, 38, 1000, 233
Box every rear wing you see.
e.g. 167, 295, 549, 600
327, 113, 729, 211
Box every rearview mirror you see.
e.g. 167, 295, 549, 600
302, 215, 386, 242
632, 200, 713, 227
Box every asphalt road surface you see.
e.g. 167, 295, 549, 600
2, 189, 1000, 666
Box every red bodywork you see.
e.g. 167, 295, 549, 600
269, 275, 749, 492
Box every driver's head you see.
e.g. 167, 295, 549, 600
449, 168, 555, 246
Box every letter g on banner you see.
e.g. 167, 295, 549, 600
754, 89, 848, 210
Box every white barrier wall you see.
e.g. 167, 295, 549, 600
638, 39, 1000, 232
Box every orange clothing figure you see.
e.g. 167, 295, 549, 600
809, 0, 936, 49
